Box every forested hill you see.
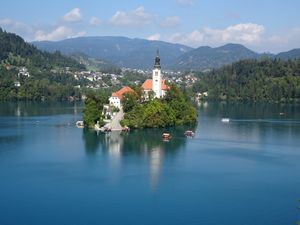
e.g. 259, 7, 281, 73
193, 58, 300, 102
173, 44, 259, 70
0, 28, 84, 71
0, 28, 86, 101
32, 36, 192, 69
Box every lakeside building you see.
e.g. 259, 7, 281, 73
109, 86, 134, 108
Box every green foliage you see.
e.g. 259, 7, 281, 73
83, 91, 108, 128
0, 28, 86, 101
191, 58, 300, 102
122, 92, 139, 112
122, 84, 197, 128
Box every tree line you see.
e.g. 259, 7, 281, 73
192, 58, 300, 102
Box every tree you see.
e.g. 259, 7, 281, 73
122, 92, 139, 112
122, 84, 197, 129
83, 91, 108, 128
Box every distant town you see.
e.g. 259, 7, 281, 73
72, 68, 198, 91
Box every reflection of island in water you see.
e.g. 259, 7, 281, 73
82, 127, 193, 190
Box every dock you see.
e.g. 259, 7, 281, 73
95, 107, 125, 132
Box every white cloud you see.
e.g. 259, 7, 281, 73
160, 16, 180, 27
63, 8, 82, 22
169, 23, 265, 47
34, 26, 85, 41
109, 6, 152, 27
170, 30, 204, 46
265, 27, 300, 52
205, 23, 265, 43
0, 18, 32, 37
177, 0, 194, 6
147, 33, 161, 41
90, 16, 102, 26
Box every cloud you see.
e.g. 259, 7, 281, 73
63, 8, 82, 22
265, 27, 300, 52
90, 16, 102, 26
177, 0, 194, 6
0, 18, 32, 37
160, 16, 180, 27
109, 6, 153, 26
147, 33, 161, 41
205, 23, 264, 43
170, 30, 204, 45
169, 23, 265, 47
34, 26, 85, 41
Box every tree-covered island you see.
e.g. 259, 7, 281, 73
83, 52, 197, 129
83, 83, 197, 129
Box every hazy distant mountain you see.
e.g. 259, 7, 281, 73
32, 36, 192, 69
275, 48, 300, 60
70, 52, 121, 74
173, 44, 260, 70
33, 37, 300, 71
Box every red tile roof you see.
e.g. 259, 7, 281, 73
141, 79, 152, 90
141, 79, 168, 90
112, 86, 135, 100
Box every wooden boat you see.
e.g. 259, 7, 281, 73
162, 133, 172, 141
184, 130, 195, 137
122, 126, 130, 132
104, 127, 112, 132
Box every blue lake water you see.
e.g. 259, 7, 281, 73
0, 101, 300, 225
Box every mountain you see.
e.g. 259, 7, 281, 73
0, 28, 84, 72
32, 36, 192, 69
33, 36, 300, 71
192, 57, 300, 102
173, 44, 260, 70
70, 52, 121, 74
276, 48, 300, 60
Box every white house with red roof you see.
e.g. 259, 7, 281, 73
142, 50, 168, 99
109, 86, 134, 109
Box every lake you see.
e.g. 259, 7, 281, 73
0, 101, 300, 225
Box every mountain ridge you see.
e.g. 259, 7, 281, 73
32, 36, 192, 69
32, 36, 300, 70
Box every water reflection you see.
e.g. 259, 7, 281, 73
82, 127, 191, 189
0, 101, 83, 117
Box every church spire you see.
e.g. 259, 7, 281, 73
154, 49, 161, 69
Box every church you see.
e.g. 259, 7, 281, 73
141, 50, 168, 99
109, 50, 168, 109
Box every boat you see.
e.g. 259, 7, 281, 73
221, 118, 230, 123
184, 130, 195, 137
162, 133, 172, 141
104, 127, 112, 132
76, 120, 84, 128
122, 126, 130, 132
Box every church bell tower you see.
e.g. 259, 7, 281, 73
152, 50, 162, 98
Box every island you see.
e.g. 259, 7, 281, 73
83, 51, 197, 130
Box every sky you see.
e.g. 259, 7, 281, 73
0, 0, 300, 53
